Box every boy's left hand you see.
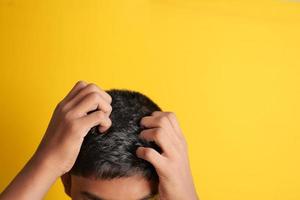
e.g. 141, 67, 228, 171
136, 111, 199, 200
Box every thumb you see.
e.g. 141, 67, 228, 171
136, 147, 165, 173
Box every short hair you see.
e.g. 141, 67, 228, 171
70, 89, 162, 184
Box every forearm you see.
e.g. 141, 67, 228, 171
0, 153, 59, 200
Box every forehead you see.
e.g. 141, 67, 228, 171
70, 175, 157, 200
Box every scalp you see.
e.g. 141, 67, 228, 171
70, 89, 162, 182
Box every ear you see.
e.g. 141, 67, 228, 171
61, 173, 72, 197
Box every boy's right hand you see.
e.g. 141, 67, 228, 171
34, 81, 112, 177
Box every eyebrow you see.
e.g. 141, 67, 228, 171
81, 191, 156, 200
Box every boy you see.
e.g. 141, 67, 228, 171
0, 81, 199, 200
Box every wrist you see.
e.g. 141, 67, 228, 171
31, 150, 64, 179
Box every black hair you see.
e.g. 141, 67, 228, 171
70, 89, 162, 184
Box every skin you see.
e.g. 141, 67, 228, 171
0, 81, 199, 200
68, 175, 158, 200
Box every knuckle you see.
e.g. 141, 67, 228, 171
55, 101, 63, 111
88, 92, 101, 101
76, 80, 86, 86
106, 118, 112, 126
143, 148, 155, 159
86, 83, 100, 92
158, 116, 169, 126
95, 111, 105, 119
64, 110, 75, 121
106, 105, 112, 113
107, 94, 112, 103
59, 101, 71, 114
154, 128, 163, 140
166, 112, 176, 119
101, 103, 111, 113
60, 105, 69, 114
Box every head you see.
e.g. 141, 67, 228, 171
61, 89, 162, 200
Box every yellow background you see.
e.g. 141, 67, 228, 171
1, 0, 300, 199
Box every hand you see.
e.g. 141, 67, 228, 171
0, 81, 112, 200
136, 111, 199, 200
34, 81, 112, 176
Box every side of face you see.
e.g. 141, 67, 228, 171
61, 174, 158, 200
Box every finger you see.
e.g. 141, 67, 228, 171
61, 80, 87, 103
79, 110, 112, 133
145, 112, 186, 152
152, 111, 184, 141
72, 92, 112, 117
136, 146, 166, 174
152, 111, 181, 133
85, 83, 112, 104
139, 128, 174, 156
140, 115, 173, 131
65, 83, 112, 111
